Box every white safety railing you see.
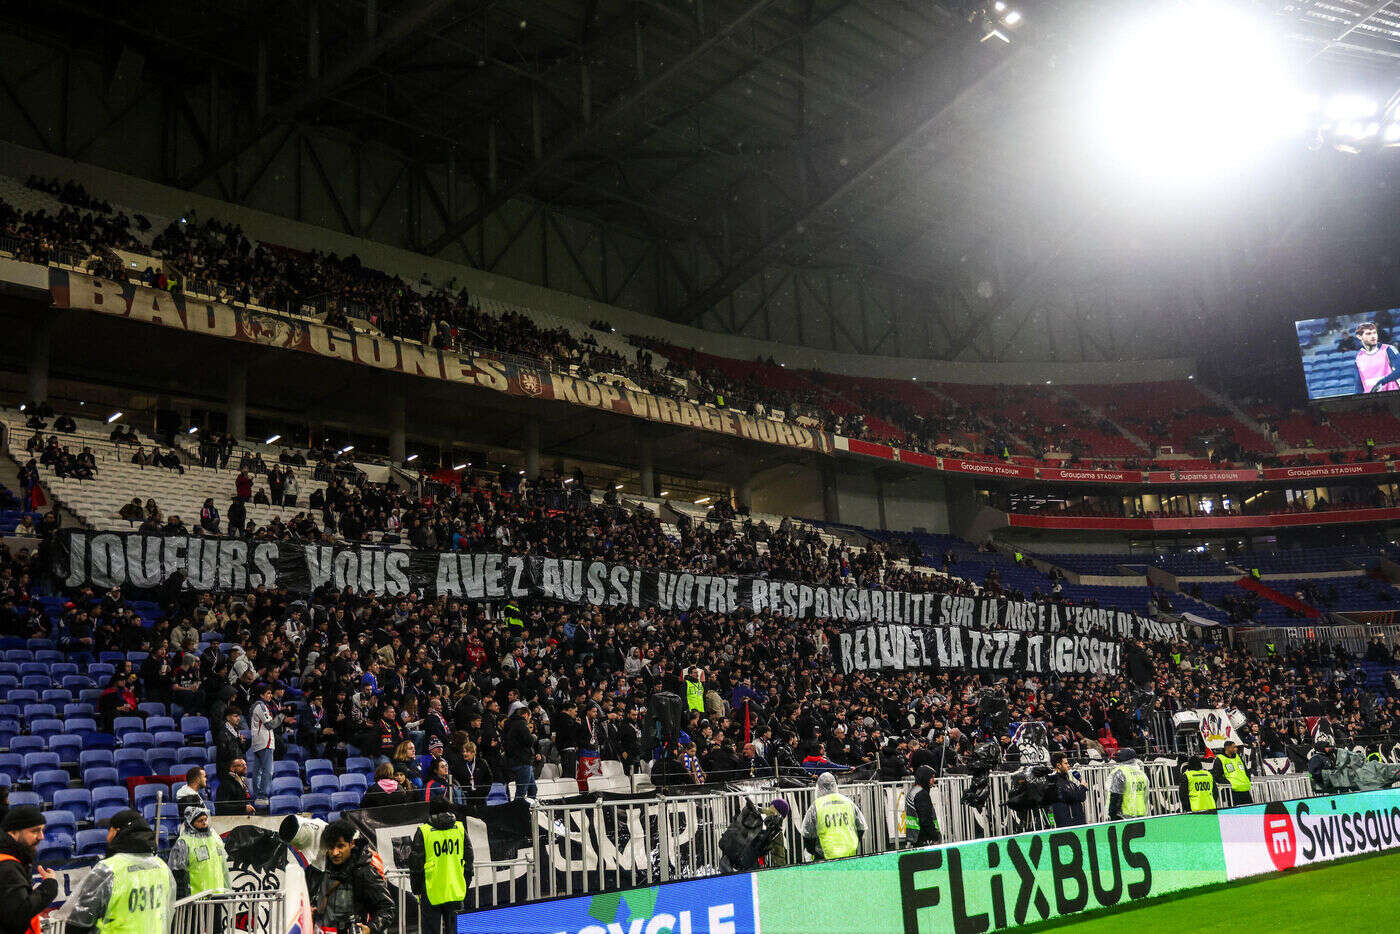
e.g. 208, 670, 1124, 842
42, 889, 283, 934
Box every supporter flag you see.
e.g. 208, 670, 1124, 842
576, 750, 602, 791
1307, 716, 1336, 747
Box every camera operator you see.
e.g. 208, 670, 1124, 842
1048, 752, 1087, 827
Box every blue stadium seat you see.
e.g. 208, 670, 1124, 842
112, 717, 144, 736
153, 731, 184, 750
145, 716, 176, 734
28, 718, 64, 739
0, 676, 17, 693
8, 791, 42, 809
345, 756, 372, 774
43, 810, 77, 837
83, 766, 120, 788
22, 752, 60, 777
269, 794, 300, 815
33, 769, 70, 801
49, 662, 78, 678
270, 776, 303, 797
299, 793, 331, 818
66, 718, 99, 736
18, 662, 47, 677
0, 704, 19, 721
114, 749, 150, 778
272, 761, 300, 779
121, 732, 156, 750
338, 773, 368, 794
54, 789, 92, 822
137, 703, 165, 719
84, 733, 116, 750
148, 749, 176, 776
93, 803, 128, 825
41, 689, 72, 707
75, 828, 107, 858
308, 774, 338, 794
23, 703, 56, 720
21, 675, 49, 691
7, 690, 37, 706
79, 749, 114, 771
180, 716, 210, 740
304, 758, 334, 779
0, 753, 22, 781
62, 676, 94, 693
86, 663, 114, 682
49, 735, 82, 763
98, 652, 125, 664
176, 745, 208, 764
92, 785, 129, 807
9, 736, 44, 756
134, 785, 166, 810
36, 837, 72, 867
329, 791, 361, 812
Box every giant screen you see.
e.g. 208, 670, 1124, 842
1297, 310, 1400, 400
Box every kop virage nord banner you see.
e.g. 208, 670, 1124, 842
838, 624, 1123, 676
52, 532, 1183, 639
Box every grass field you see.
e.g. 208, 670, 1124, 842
1030, 849, 1400, 932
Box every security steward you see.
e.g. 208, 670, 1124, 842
904, 765, 942, 846
0, 806, 58, 934
65, 810, 175, 934
1106, 747, 1150, 820
167, 804, 230, 899
685, 667, 705, 715
1179, 757, 1216, 814
503, 601, 524, 630
1212, 740, 1253, 806
408, 801, 472, 934
801, 772, 866, 861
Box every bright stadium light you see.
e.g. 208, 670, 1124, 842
405, 453, 419, 462
1089, 1, 1301, 180
338, 445, 354, 455
695, 496, 711, 504
188, 426, 199, 434
1004, 9, 1022, 25
107, 412, 123, 423
1325, 94, 1378, 120
614, 483, 624, 490
453, 463, 467, 471
265, 434, 281, 444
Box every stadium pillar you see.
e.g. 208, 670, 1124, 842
227, 359, 247, 440
638, 429, 656, 498
821, 465, 839, 523
26, 316, 55, 404
388, 393, 406, 463
875, 471, 888, 531
524, 418, 541, 480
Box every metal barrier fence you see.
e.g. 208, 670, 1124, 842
42, 889, 283, 934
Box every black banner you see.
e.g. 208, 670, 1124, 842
838, 624, 1122, 676
52, 531, 1182, 639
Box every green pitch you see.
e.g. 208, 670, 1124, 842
1030, 850, 1400, 932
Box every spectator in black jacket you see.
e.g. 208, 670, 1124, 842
315, 821, 396, 934
446, 736, 492, 802
215, 707, 244, 775
214, 759, 255, 816
361, 763, 411, 809
0, 807, 58, 934
502, 708, 537, 800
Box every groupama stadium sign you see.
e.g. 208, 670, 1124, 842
454, 789, 1400, 934
38, 269, 1397, 488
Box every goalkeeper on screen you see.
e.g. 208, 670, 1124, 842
1352, 321, 1400, 394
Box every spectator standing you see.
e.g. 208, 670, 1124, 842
502, 706, 537, 800
0, 807, 58, 934
247, 683, 283, 803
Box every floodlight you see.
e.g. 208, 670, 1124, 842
338, 445, 354, 455
107, 412, 123, 423
453, 463, 467, 470
1004, 9, 1022, 25
406, 454, 419, 462
265, 434, 281, 444
1089, 2, 1299, 179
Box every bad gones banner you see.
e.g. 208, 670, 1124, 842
52, 531, 1183, 638
838, 624, 1122, 677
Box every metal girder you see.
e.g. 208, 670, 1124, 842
420, 0, 786, 256
175, 0, 459, 190
667, 20, 1015, 324
1307, 0, 1396, 62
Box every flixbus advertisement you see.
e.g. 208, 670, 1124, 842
1219, 788, 1400, 880
754, 814, 1227, 934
